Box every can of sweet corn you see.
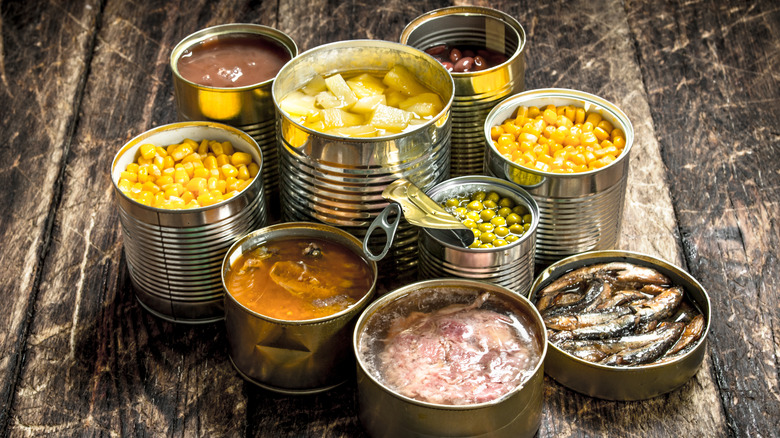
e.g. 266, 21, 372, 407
271, 40, 454, 287
484, 88, 634, 265
111, 121, 267, 323
401, 6, 526, 177
170, 24, 298, 211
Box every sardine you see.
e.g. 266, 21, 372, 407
540, 262, 635, 295
542, 279, 610, 317
600, 322, 684, 366
596, 290, 650, 309
544, 307, 632, 331
549, 314, 639, 342
612, 265, 671, 289
665, 314, 705, 356
558, 327, 677, 356
630, 286, 683, 322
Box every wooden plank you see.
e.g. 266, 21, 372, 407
0, 0, 100, 433
626, 0, 780, 435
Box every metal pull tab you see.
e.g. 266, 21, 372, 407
363, 203, 402, 262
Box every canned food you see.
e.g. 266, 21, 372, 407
170, 23, 298, 208
529, 250, 710, 400
401, 6, 526, 177
272, 40, 454, 285
111, 121, 267, 323
222, 222, 377, 393
485, 88, 634, 265
419, 176, 539, 293
354, 279, 546, 438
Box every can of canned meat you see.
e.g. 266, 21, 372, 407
170, 23, 298, 210
401, 6, 526, 177
272, 40, 454, 286
418, 176, 539, 293
111, 121, 267, 323
485, 88, 634, 265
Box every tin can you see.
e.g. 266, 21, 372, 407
170, 23, 298, 209
354, 279, 546, 438
111, 121, 267, 323
418, 176, 539, 293
529, 250, 711, 400
485, 88, 634, 265
272, 40, 454, 285
401, 6, 526, 177
222, 222, 377, 393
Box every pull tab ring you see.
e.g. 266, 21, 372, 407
363, 203, 402, 262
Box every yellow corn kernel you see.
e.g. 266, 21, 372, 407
117, 178, 133, 193
210, 142, 225, 156
612, 128, 626, 142
162, 196, 185, 210
120, 171, 138, 183
186, 177, 208, 196
167, 143, 177, 156
216, 154, 230, 167
198, 139, 209, 156
597, 120, 613, 133
556, 115, 573, 129
224, 190, 240, 199
193, 166, 209, 179
197, 192, 221, 207
137, 191, 153, 206
225, 176, 240, 192
221, 164, 239, 179
162, 156, 175, 170
563, 106, 575, 122
174, 168, 189, 184
236, 179, 252, 192
534, 161, 550, 172
248, 163, 260, 178
585, 113, 602, 126
237, 165, 250, 180
141, 181, 160, 193
574, 108, 586, 125
152, 192, 166, 208
137, 166, 150, 184
181, 153, 202, 165
171, 143, 194, 161
230, 152, 252, 167
613, 135, 626, 149
527, 106, 540, 118
155, 146, 168, 158
184, 201, 200, 209
182, 161, 195, 178
137, 156, 150, 166
181, 190, 195, 204
221, 141, 234, 155
581, 121, 594, 132
164, 183, 184, 198
203, 155, 218, 170
542, 109, 558, 125
152, 155, 164, 171
126, 163, 139, 173
581, 131, 599, 147
139, 144, 156, 160
593, 126, 610, 142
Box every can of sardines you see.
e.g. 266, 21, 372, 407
529, 250, 710, 400
354, 279, 546, 438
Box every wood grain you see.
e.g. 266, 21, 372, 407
0, 0, 776, 436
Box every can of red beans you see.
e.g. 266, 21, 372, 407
170, 24, 298, 211
418, 176, 539, 293
401, 6, 526, 177
484, 88, 634, 265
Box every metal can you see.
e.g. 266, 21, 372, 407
418, 176, 539, 293
272, 40, 454, 286
401, 6, 526, 177
485, 88, 634, 265
170, 23, 298, 209
354, 279, 546, 438
222, 222, 377, 394
529, 250, 711, 400
111, 121, 267, 323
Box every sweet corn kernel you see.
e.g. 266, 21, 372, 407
139, 144, 156, 160
198, 139, 209, 156
237, 165, 250, 180
211, 142, 225, 156
221, 164, 239, 179
231, 152, 253, 167
221, 141, 234, 155
171, 143, 194, 161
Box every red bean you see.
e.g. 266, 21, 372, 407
425, 44, 447, 56
440, 61, 454, 72
473, 56, 487, 71
449, 48, 462, 63
462, 49, 475, 58
453, 56, 474, 72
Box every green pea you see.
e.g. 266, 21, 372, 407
513, 206, 526, 215
454, 207, 468, 218
445, 198, 459, 208
478, 243, 494, 249
523, 214, 533, 224
523, 223, 531, 231
479, 209, 496, 221
483, 199, 498, 209
506, 213, 521, 225
472, 191, 486, 201
466, 210, 481, 222
491, 216, 506, 227
505, 234, 520, 243
467, 200, 484, 211
509, 223, 524, 234
497, 207, 512, 218
493, 239, 508, 247
495, 226, 510, 237
462, 219, 477, 229
486, 191, 501, 203
477, 222, 495, 233
480, 232, 496, 243
498, 197, 515, 208
469, 240, 480, 248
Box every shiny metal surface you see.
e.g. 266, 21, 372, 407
170, 23, 298, 206
111, 122, 267, 323
353, 279, 546, 438
418, 176, 539, 293
272, 40, 454, 284
485, 88, 634, 265
401, 6, 526, 177
529, 250, 711, 400
222, 222, 377, 393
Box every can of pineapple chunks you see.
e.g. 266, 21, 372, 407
272, 40, 454, 287
401, 6, 526, 177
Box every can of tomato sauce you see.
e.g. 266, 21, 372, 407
401, 6, 526, 177
170, 24, 298, 211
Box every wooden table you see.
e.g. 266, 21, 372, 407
1, 0, 777, 436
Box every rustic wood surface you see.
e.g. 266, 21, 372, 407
1, 0, 777, 436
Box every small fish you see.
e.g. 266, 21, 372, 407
544, 307, 632, 331
665, 314, 705, 356
596, 290, 650, 309
558, 326, 678, 356
542, 279, 611, 317
612, 264, 671, 290
630, 286, 684, 322
549, 314, 639, 343
601, 322, 684, 366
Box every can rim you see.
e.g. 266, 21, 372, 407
110, 121, 264, 213
221, 222, 379, 325
271, 39, 455, 143
170, 23, 299, 91
353, 278, 548, 410
485, 88, 635, 178
529, 249, 711, 372
400, 5, 527, 77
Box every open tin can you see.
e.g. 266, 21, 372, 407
401, 6, 526, 177
272, 40, 454, 286
222, 222, 377, 394
354, 279, 546, 438
485, 88, 634, 265
170, 23, 298, 209
529, 250, 711, 400
418, 176, 539, 293
111, 121, 267, 323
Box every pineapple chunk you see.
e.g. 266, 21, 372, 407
351, 95, 386, 114
382, 65, 429, 96
324, 74, 358, 109
369, 104, 412, 131
301, 74, 327, 96
320, 108, 365, 130
327, 124, 378, 138
385, 90, 406, 108
346, 73, 387, 98
398, 92, 443, 118
279, 91, 318, 119
315, 91, 343, 109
